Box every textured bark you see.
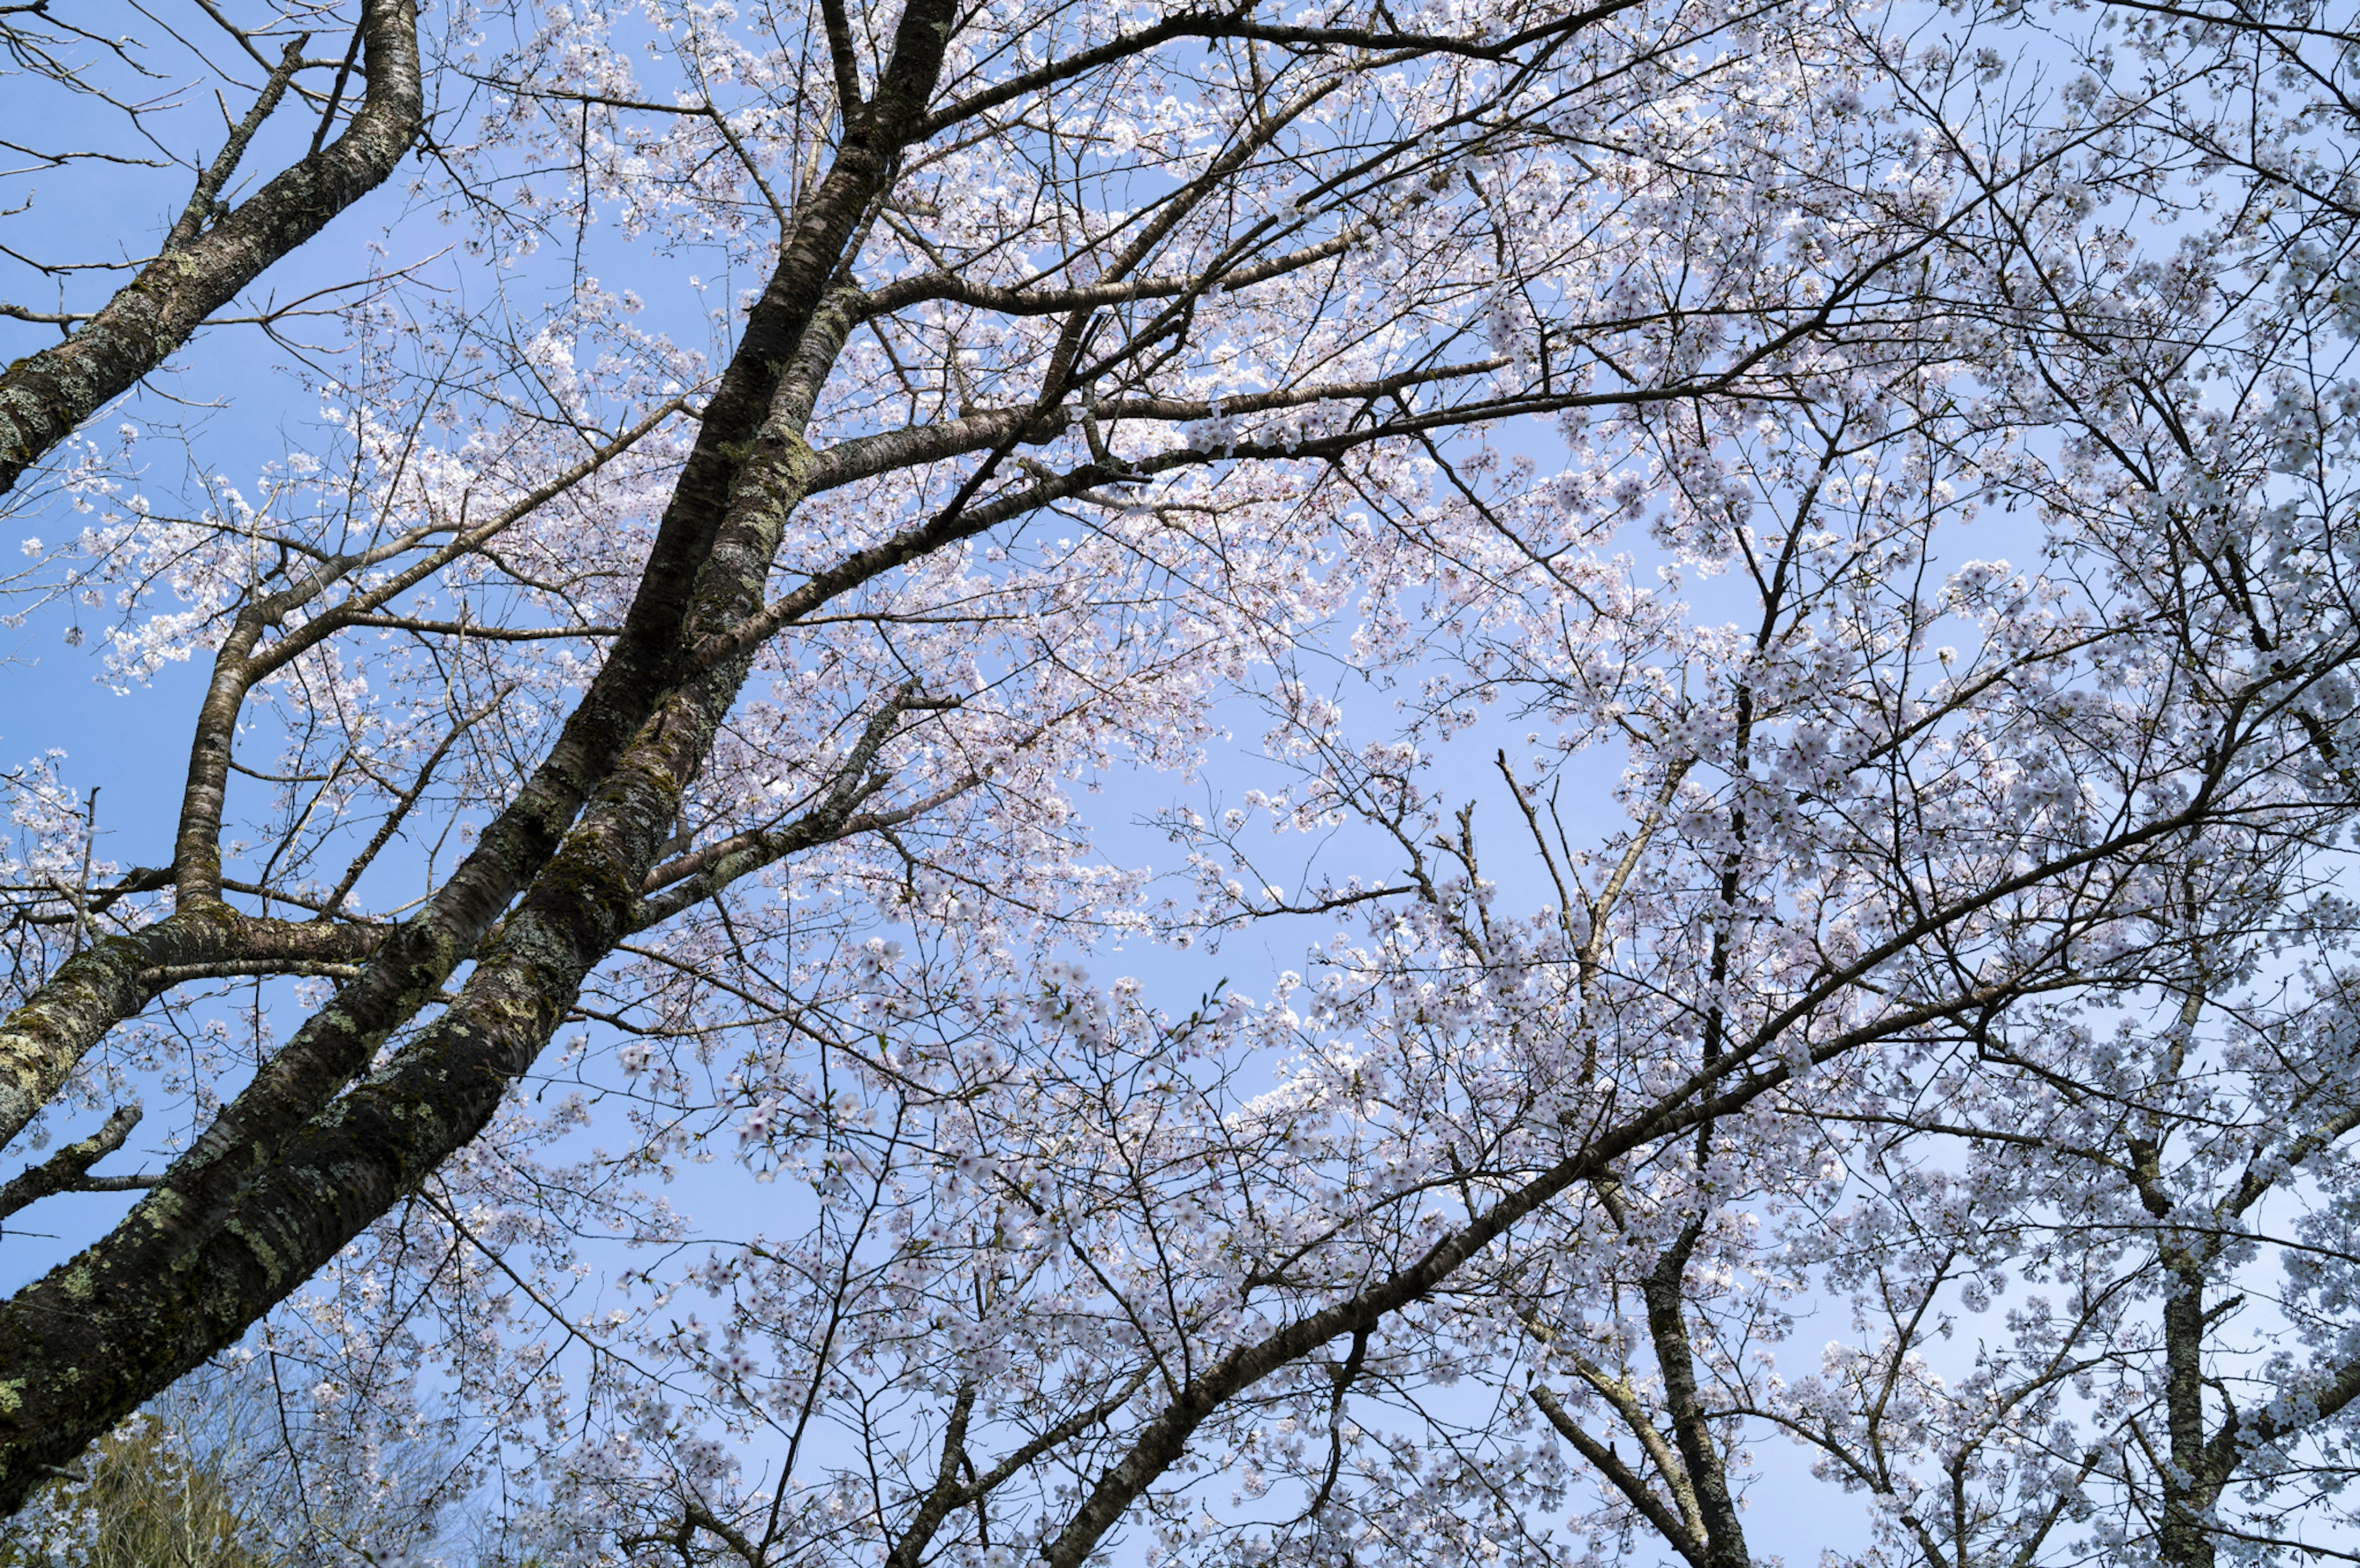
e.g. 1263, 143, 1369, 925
2158, 1272, 2219, 1568
1640, 1223, 1751, 1568
0, 0, 422, 494
0, 909, 383, 1155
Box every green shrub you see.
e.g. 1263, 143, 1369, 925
0, 1413, 269, 1568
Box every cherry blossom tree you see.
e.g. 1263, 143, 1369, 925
1, 0, 2358, 1561
1453, 6, 2360, 1563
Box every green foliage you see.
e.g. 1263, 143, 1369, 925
0, 1355, 485, 1568
0, 1413, 268, 1568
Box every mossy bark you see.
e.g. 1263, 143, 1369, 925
0, 910, 384, 1154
